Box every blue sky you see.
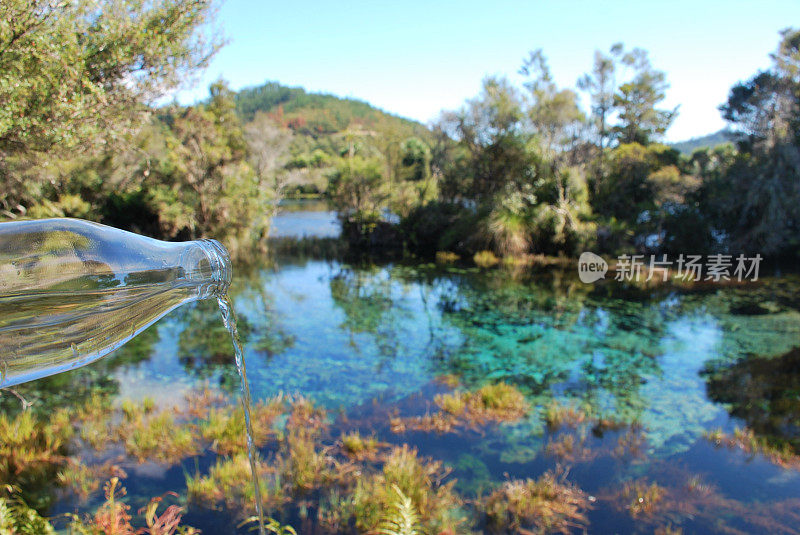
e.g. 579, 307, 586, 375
177, 0, 799, 141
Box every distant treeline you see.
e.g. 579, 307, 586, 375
1, 0, 798, 261
319, 33, 800, 260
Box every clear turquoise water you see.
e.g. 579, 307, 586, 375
10, 250, 800, 532
114, 260, 800, 451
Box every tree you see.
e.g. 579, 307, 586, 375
0, 0, 220, 219
612, 48, 678, 145
521, 50, 585, 157
438, 76, 533, 203
516, 50, 594, 255
594, 142, 690, 221
707, 28, 800, 255
0, 0, 219, 154
398, 137, 432, 183
244, 112, 294, 221
327, 156, 388, 232
147, 81, 271, 251
578, 44, 623, 154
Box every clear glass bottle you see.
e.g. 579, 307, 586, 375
0, 218, 231, 387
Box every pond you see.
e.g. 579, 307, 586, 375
4, 211, 800, 533
269, 199, 340, 239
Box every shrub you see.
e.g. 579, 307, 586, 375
473, 250, 500, 268
434, 251, 460, 264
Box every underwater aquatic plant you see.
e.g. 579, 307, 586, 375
340, 431, 380, 460
181, 385, 227, 418
612, 425, 647, 459
341, 446, 464, 534
279, 425, 334, 491
544, 432, 597, 464
117, 409, 197, 464
485, 470, 590, 534
74, 392, 115, 450
472, 382, 528, 420
0, 408, 72, 482
198, 395, 285, 455
619, 479, 666, 518
186, 453, 286, 516
391, 382, 529, 433
286, 395, 328, 434
57, 460, 127, 500
277, 396, 337, 491
542, 400, 590, 430
70, 477, 199, 535
435, 392, 467, 417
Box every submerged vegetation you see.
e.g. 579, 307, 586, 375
390, 382, 529, 433
485, 471, 590, 534
619, 479, 666, 518
2, 263, 800, 532
0, 477, 199, 534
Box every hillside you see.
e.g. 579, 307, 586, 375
234, 81, 430, 138
670, 129, 734, 155
233, 81, 434, 195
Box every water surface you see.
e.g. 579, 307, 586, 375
6, 206, 800, 532
268, 199, 339, 238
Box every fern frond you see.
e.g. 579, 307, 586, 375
0, 495, 56, 535
376, 484, 423, 535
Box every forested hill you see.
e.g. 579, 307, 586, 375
228, 81, 438, 197
233, 81, 431, 139
670, 129, 734, 154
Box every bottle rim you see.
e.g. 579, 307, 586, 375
196, 238, 232, 296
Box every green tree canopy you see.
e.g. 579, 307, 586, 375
577, 43, 623, 152
706, 28, 800, 255
0, 0, 219, 154
612, 48, 678, 145
327, 156, 387, 226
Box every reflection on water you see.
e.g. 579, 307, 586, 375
269, 199, 340, 238
6, 254, 800, 533
705, 347, 800, 451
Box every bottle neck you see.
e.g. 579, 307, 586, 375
192, 239, 232, 299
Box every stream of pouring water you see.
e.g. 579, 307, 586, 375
217, 295, 266, 535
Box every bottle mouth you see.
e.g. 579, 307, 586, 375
196, 239, 232, 297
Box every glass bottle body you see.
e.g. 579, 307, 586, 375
0, 218, 230, 387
